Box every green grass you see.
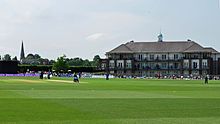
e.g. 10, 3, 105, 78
0, 77, 220, 124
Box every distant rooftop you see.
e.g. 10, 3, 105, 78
107, 40, 219, 54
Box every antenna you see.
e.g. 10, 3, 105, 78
160, 27, 162, 34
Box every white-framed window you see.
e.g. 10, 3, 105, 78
117, 60, 124, 68
162, 55, 167, 60
118, 63, 122, 68
138, 54, 143, 61
193, 62, 198, 69
183, 60, 189, 69
202, 60, 208, 69
192, 60, 200, 69
109, 60, 115, 68
184, 63, 189, 68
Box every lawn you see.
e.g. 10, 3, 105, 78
0, 77, 220, 124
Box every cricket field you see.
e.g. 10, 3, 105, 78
0, 77, 220, 124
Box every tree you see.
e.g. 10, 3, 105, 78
83, 59, 92, 66
52, 55, 69, 72
12, 56, 18, 61
34, 54, 41, 59
67, 57, 84, 66
39, 58, 49, 65
92, 55, 101, 67
3, 54, 11, 61
49, 60, 56, 65
93, 55, 101, 61
26, 54, 34, 59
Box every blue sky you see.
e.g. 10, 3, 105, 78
0, 0, 219, 60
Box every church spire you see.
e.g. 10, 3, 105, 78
20, 41, 25, 61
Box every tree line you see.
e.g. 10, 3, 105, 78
0, 53, 101, 72
52, 55, 101, 72
0, 54, 17, 61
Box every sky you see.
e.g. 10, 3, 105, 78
0, 0, 220, 60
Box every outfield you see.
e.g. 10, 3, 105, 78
1, 77, 220, 124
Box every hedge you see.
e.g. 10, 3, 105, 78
18, 65, 101, 73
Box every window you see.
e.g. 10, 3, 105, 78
140, 63, 143, 69
119, 54, 123, 59
203, 62, 207, 67
118, 63, 123, 68
117, 60, 124, 68
109, 61, 115, 68
174, 54, 179, 60
162, 63, 167, 69
162, 55, 167, 60
126, 60, 132, 69
138, 54, 143, 61
126, 63, 132, 68
193, 62, 198, 69
183, 60, 189, 69
203, 53, 208, 58
184, 62, 189, 68
150, 55, 154, 60
155, 64, 160, 69
174, 63, 179, 69
149, 63, 154, 69
192, 54, 199, 59
184, 54, 190, 59
202, 61, 208, 68
101, 63, 106, 68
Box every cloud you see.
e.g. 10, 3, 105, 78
0, 0, 52, 24
0, 0, 218, 60
86, 33, 105, 41
80, 11, 151, 37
